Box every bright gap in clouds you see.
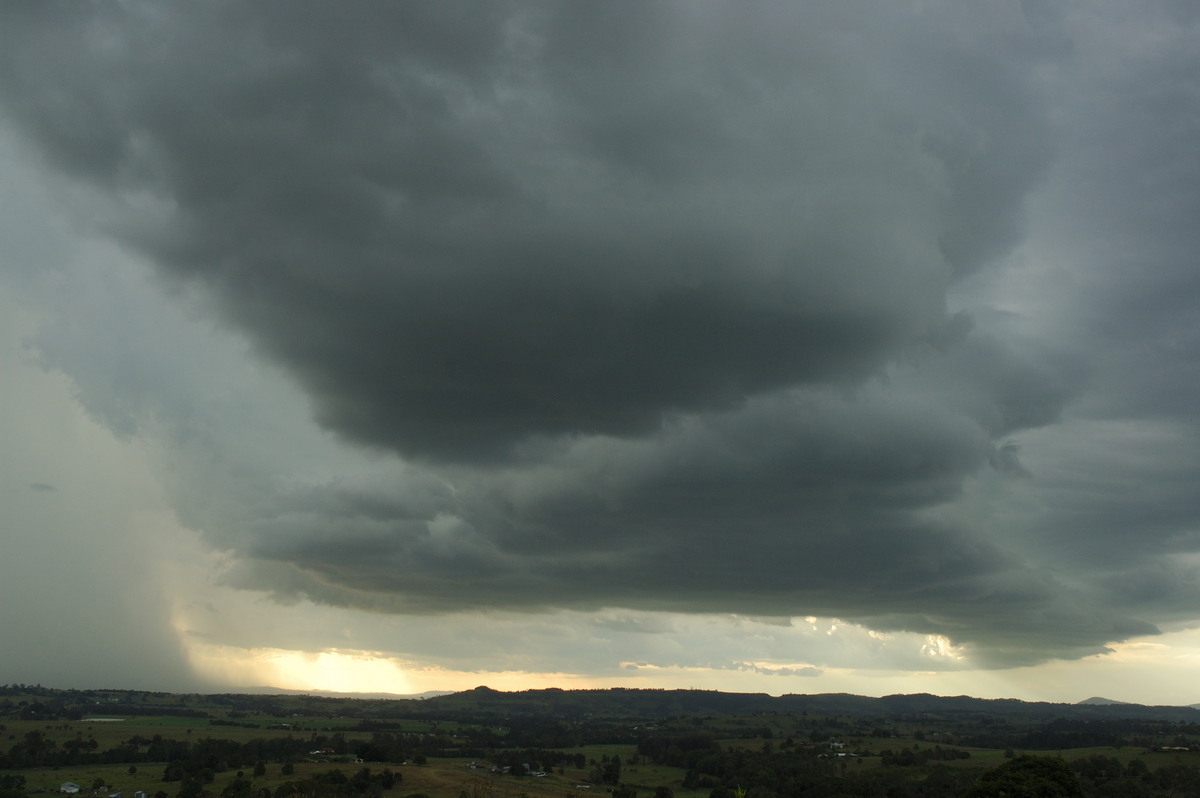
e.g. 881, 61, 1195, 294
172, 622, 1200, 704
184, 646, 415, 696
181, 641, 623, 695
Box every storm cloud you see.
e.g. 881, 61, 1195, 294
2, 0, 1199, 676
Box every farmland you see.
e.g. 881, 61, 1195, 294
3, 685, 1200, 797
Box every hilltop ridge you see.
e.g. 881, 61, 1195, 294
417, 686, 1200, 722
5, 683, 1198, 723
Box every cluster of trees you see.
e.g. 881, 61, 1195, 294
253, 768, 396, 798
1067, 754, 1200, 797
588, 754, 622, 785
171, 768, 400, 798
0, 773, 26, 798
486, 747, 587, 775
638, 732, 721, 769
632, 735, 1200, 798
877, 745, 972, 766
3, 730, 110, 769
639, 733, 971, 795
351, 718, 639, 759
0, 699, 209, 722
956, 718, 1200, 752
639, 736, 840, 794
0, 731, 335, 771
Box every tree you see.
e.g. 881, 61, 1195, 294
221, 779, 252, 798
602, 755, 622, 785
316, 770, 347, 785
966, 755, 1085, 798
0, 774, 26, 798
178, 779, 205, 798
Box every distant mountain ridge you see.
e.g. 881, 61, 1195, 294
6, 684, 1198, 723
414, 686, 1200, 722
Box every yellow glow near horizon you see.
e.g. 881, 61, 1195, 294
183, 641, 620, 695
167, 572, 1200, 704
187, 644, 415, 694
179, 634, 1200, 704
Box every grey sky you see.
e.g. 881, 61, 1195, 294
2, 1, 1199, 698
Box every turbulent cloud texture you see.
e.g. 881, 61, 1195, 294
2, 0, 1199, 675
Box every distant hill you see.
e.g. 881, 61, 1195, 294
1077, 696, 1132, 706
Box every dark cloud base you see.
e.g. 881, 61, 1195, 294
3, 1, 1199, 670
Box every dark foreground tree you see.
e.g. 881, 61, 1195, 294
966, 755, 1085, 798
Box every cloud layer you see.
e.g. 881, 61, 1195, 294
3, 1, 1199, 674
